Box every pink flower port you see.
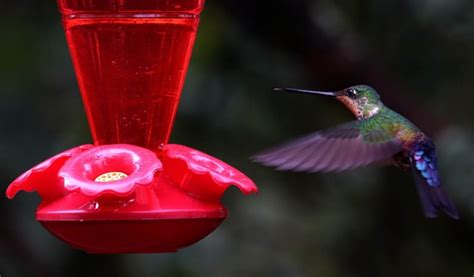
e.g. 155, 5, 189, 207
59, 144, 162, 197
162, 144, 258, 201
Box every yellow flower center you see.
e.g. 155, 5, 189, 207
94, 172, 128, 182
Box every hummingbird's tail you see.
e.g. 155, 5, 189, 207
410, 141, 459, 219
412, 171, 459, 219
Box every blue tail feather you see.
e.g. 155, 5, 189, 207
410, 140, 459, 219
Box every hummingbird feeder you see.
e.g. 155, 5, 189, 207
6, 0, 257, 253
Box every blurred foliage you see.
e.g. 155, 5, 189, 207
1, 0, 474, 276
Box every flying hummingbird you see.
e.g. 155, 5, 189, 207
253, 85, 459, 219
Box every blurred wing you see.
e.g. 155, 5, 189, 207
253, 120, 402, 172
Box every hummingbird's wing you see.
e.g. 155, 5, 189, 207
253, 120, 402, 172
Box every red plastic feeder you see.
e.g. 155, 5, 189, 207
6, 0, 257, 253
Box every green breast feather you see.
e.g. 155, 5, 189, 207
360, 107, 420, 144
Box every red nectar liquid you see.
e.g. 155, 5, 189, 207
57, 0, 204, 151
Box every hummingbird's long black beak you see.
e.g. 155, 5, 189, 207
273, 87, 337, 96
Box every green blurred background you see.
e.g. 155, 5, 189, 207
1, 0, 473, 276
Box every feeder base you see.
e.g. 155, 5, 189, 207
7, 143, 257, 253
40, 218, 224, 253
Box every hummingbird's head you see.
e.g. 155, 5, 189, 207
274, 85, 383, 119
336, 85, 382, 119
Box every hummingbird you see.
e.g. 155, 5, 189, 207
253, 85, 459, 219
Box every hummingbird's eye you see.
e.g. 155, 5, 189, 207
347, 88, 357, 98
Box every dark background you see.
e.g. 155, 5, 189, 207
1, 0, 473, 276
